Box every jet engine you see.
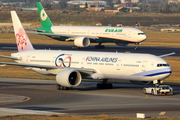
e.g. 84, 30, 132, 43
115, 42, 129, 46
74, 37, 90, 47
56, 69, 82, 87
130, 80, 152, 85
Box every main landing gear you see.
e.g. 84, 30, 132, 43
95, 43, 105, 49
56, 79, 113, 90
97, 79, 113, 89
72, 46, 80, 49
56, 84, 73, 90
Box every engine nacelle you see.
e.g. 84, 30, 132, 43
115, 42, 129, 46
130, 80, 152, 85
74, 37, 90, 47
56, 69, 82, 87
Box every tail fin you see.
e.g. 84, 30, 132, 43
11, 11, 34, 52
36, 2, 53, 27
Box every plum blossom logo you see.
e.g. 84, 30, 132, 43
55, 54, 71, 67
15, 27, 28, 50
40, 9, 47, 21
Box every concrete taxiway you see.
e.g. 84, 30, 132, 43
0, 78, 180, 118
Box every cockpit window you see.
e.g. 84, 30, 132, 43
157, 64, 169, 67
138, 33, 145, 35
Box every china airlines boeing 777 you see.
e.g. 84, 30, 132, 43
0, 11, 174, 90
31, 2, 147, 49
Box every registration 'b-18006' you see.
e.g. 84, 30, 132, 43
0, 11, 174, 90
27, 2, 147, 50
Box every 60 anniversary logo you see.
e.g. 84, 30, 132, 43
55, 54, 71, 67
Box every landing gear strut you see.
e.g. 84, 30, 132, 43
153, 80, 163, 87
72, 46, 80, 49
95, 43, 105, 49
56, 84, 73, 90
135, 43, 139, 50
97, 79, 113, 89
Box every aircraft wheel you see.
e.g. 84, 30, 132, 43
143, 88, 146, 94
56, 84, 61, 90
97, 83, 101, 89
97, 83, 112, 89
95, 45, 105, 49
72, 46, 80, 49
151, 89, 154, 95
56, 85, 73, 90
135, 47, 138, 50
61, 86, 68, 90
68, 87, 73, 90
107, 83, 113, 89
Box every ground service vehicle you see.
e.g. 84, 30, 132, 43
143, 85, 173, 95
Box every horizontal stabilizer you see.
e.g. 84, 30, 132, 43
0, 55, 21, 60
25, 29, 45, 32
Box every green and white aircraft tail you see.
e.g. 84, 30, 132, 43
36, 2, 53, 28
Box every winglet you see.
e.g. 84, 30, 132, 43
36, 2, 53, 27
11, 11, 34, 52
159, 52, 175, 58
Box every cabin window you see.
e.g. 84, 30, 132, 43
136, 61, 141, 63
30, 60, 50, 62
72, 32, 86, 34
123, 64, 139, 67
105, 63, 113, 65
58, 32, 66, 33
71, 62, 79, 64
103, 33, 110, 35
116, 33, 125, 35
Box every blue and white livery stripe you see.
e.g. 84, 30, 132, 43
132, 68, 172, 77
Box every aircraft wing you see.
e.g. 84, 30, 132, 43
26, 31, 99, 39
0, 62, 96, 74
159, 52, 175, 58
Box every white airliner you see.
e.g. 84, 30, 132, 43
0, 11, 174, 90
32, 2, 147, 49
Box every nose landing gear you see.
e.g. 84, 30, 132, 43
135, 43, 139, 50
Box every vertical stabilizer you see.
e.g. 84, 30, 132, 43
36, 2, 53, 27
11, 11, 34, 52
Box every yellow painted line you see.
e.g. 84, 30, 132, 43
159, 111, 166, 115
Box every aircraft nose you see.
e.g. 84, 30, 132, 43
140, 34, 147, 42
167, 67, 172, 75
161, 67, 172, 79
137, 33, 147, 42
143, 34, 147, 40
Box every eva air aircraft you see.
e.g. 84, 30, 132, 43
35, 2, 146, 49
